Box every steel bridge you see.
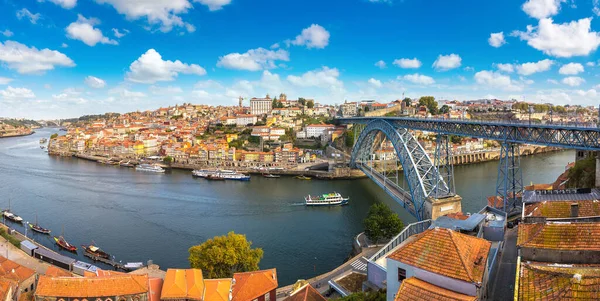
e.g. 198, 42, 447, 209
338, 117, 600, 221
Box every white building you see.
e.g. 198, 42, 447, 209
236, 114, 258, 126
305, 124, 335, 138
339, 102, 358, 117
250, 97, 272, 115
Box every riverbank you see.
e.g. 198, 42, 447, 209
0, 130, 35, 138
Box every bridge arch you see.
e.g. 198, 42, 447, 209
350, 119, 450, 220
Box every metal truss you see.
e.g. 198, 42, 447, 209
339, 117, 600, 151
496, 143, 523, 211
351, 119, 450, 220
433, 135, 455, 198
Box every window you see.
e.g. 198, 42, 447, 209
398, 268, 406, 282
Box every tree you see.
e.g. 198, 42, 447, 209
418, 96, 438, 115
298, 97, 307, 106
50, 133, 58, 139
402, 97, 412, 106
363, 203, 403, 244
567, 156, 596, 188
163, 156, 174, 164
306, 99, 315, 108
188, 231, 263, 278
439, 105, 450, 114
345, 130, 355, 148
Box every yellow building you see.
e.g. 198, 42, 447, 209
133, 141, 145, 155
226, 134, 238, 143
266, 116, 276, 127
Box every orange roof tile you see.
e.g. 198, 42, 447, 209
0, 256, 35, 284
0, 280, 13, 301
204, 279, 233, 301
387, 228, 491, 284
284, 284, 326, 301
44, 266, 72, 277
524, 200, 600, 218
161, 269, 204, 300
148, 278, 163, 301
232, 269, 278, 301
395, 278, 476, 301
35, 274, 149, 297
517, 262, 600, 300
517, 222, 600, 251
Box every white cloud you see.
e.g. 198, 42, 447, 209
16, 8, 41, 24
270, 43, 280, 49
126, 49, 206, 84
512, 18, 600, 58
38, 0, 77, 9
217, 48, 289, 71
558, 62, 584, 75
562, 76, 585, 86
374, 60, 386, 69
95, 0, 194, 32
400, 73, 435, 85
1, 30, 13, 37
393, 58, 422, 69
576, 89, 597, 98
522, 0, 564, 19
84, 76, 106, 88
547, 79, 559, 84
474, 70, 522, 91
516, 59, 554, 75
586, 61, 596, 67
194, 79, 223, 89
464, 66, 475, 72
287, 67, 344, 92
0, 86, 35, 100
61, 43, 68, 48
149, 85, 183, 94
432, 54, 462, 71
66, 15, 118, 46
368, 78, 382, 88
488, 32, 506, 47
496, 63, 515, 73
194, 0, 231, 11
0, 77, 13, 85
290, 24, 330, 49
112, 28, 128, 38
0, 41, 75, 74
52, 87, 88, 104
108, 86, 146, 98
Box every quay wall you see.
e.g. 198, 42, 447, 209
0, 131, 35, 138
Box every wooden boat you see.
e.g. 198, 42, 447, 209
263, 174, 281, 178
3, 200, 23, 223
82, 244, 111, 260
295, 175, 312, 180
54, 236, 77, 252
28, 214, 51, 234
206, 175, 225, 181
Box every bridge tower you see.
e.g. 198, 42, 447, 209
495, 143, 523, 212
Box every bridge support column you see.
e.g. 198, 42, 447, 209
496, 142, 523, 212
426, 195, 463, 220
433, 134, 455, 198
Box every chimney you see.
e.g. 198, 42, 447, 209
571, 203, 579, 218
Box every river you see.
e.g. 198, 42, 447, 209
0, 128, 574, 285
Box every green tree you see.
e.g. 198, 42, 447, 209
50, 133, 58, 139
298, 97, 307, 106
363, 203, 404, 244
402, 97, 412, 106
188, 231, 263, 278
163, 156, 174, 164
439, 104, 450, 114
418, 96, 438, 115
306, 99, 315, 108
567, 156, 596, 188
345, 130, 355, 148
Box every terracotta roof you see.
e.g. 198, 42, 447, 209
204, 279, 232, 301
395, 277, 476, 301
387, 228, 491, 283
0, 280, 13, 301
284, 284, 326, 301
517, 222, 600, 250
517, 262, 600, 300
44, 266, 72, 277
161, 269, 204, 300
524, 200, 600, 218
35, 274, 149, 297
232, 269, 278, 301
0, 256, 36, 284
148, 278, 163, 301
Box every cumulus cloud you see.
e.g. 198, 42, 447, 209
562, 76, 585, 86
38, 0, 77, 9
0, 77, 13, 85
84, 76, 106, 88
576, 89, 597, 98
558, 63, 584, 75
126, 49, 206, 84
374, 60, 386, 69
368, 78, 382, 88
287, 67, 344, 92
149, 85, 183, 94
432, 54, 462, 71
512, 18, 600, 58
488, 32, 506, 47
393, 58, 422, 69
289, 24, 330, 49
516, 59, 554, 75
66, 15, 117, 46
0, 41, 75, 74
194, 79, 224, 89
217, 48, 289, 71
16, 8, 41, 24
496, 63, 515, 73
0, 86, 35, 100
108, 86, 146, 98
1, 30, 13, 37
522, 0, 564, 19
112, 28, 128, 38
195, 0, 231, 11
401, 73, 435, 85
474, 70, 522, 91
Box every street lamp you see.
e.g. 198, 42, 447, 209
528, 106, 533, 125
549, 109, 553, 124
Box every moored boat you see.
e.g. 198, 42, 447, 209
304, 192, 349, 206
206, 174, 225, 181
295, 175, 312, 180
82, 244, 111, 260
29, 223, 51, 234
120, 161, 135, 167
218, 172, 250, 181
54, 236, 77, 252
2, 211, 23, 223
263, 173, 280, 178
136, 163, 165, 173
193, 169, 250, 181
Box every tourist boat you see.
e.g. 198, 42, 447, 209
54, 236, 77, 252
193, 170, 250, 181
28, 214, 51, 234
39, 138, 47, 144
192, 169, 212, 178
304, 192, 349, 206
218, 172, 250, 181
295, 175, 312, 180
136, 163, 165, 173
82, 244, 111, 260
206, 174, 225, 181
263, 174, 280, 178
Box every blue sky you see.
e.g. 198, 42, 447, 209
0, 0, 599, 119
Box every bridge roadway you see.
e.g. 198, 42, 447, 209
356, 163, 416, 216
338, 117, 600, 151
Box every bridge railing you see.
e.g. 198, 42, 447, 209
369, 219, 432, 262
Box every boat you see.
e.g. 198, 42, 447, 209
39, 138, 47, 144
136, 163, 165, 173
193, 169, 250, 181
82, 244, 111, 260
2, 200, 23, 223
304, 192, 349, 206
218, 172, 250, 181
120, 161, 135, 168
263, 174, 280, 178
192, 169, 212, 178
206, 174, 225, 181
54, 236, 77, 252
40, 145, 45, 149
295, 175, 312, 180
28, 214, 51, 234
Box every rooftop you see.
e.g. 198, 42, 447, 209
35, 274, 149, 297
232, 269, 278, 301
387, 227, 491, 284
284, 284, 326, 301
161, 269, 204, 300
0, 255, 36, 284
517, 222, 600, 251
517, 261, 600, 300
204, 279, 233, 301
524, 200, 600, 219
395, 277, 476, 301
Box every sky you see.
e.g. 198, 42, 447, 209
0, 0, 599, 119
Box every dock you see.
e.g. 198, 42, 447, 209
82, 252, 134, 271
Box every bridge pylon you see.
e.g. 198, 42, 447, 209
495, 142, 523, 212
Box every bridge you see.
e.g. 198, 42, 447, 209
338, 117, 600, 221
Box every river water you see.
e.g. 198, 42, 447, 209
0, 128, 574, 285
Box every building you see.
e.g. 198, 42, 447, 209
283, 284, 326, 301
250, 97, 272, 115
0, 280, 14, 301
515, 261, 600, 300
231, 269, 278, 301
34, 274, 149, 300
395, 277, 475, 301
160, 269, 204, 300
0, 256, 36, 297
339, 102, 357, 117
304, 124, 335, 138
203, 279, 233, 301
236, 115, 258, 127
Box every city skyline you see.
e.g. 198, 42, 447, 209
1, 0, 600, 119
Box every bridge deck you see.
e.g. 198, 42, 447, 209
357, 163, 416, 216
